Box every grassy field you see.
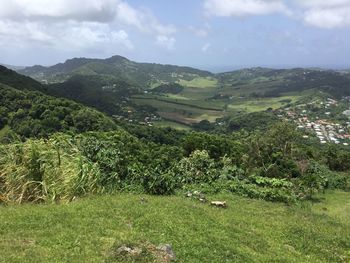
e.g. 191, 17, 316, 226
0, 191, 349, 262
177, 77, 218, 88
227, 95, 301, 113
133, 97, 224, 124
153, 120, 191, 130
132, 92, 303, 125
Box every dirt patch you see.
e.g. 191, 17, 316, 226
107, 241, 176, 263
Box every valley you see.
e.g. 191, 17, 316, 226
2, 1, 350, 261
0, 57, 349, 263
16, 57, 350, 131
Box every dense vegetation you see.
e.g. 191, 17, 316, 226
0, 84, 116, 139
1, 121, 348, 204
17, 56, 350, 126
152, 83, 184, 94
19, 55, 212, 86
217, 67, 350, 98
48, 75, 139, 116
1, 63, 350, 262
0, 65, 45, 92
1, 65, 349, 205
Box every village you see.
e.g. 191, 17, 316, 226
277, 97, 350, 146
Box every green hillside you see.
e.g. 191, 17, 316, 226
0, 65, 46, 92
0, 67, 117, 139
0, 191, 349, 262
1, 64, 350, 263
18, 56, 350, 127
19, 55, 213, 87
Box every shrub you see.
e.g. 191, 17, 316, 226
175, 150, 218, 184
142, 167, 177, 195
0, 136, 102, 203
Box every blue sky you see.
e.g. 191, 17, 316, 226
0, 0, 349, 71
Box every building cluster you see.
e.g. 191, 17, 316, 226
277, 97, 350, 146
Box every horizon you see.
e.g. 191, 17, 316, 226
1, 54, 349, 74
1, 0, 350, 69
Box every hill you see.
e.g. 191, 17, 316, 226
17, 57, 350, 126
47, 74, 141, 116
0, 66, 117, 139
0, 65, 46, 92
0, 63, 25, 71
0, 191, 349, 262
217, 67, 350, 98
19, 55, 213, 87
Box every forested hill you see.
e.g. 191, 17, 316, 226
217, 67, 350, 97
0, 66, 117, 139
18, 56, 350, 99
19, 55, 213, 87
0, 65, 46, 92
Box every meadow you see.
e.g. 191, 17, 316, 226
132, 91, 304, 125
0, 191, 349, 262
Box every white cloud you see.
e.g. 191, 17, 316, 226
189, 24, 211, 37
59, 23, 134, 50
0, 0, 175, 51
296, 0, 350, 28
204, 0, 291, 17
201, 43, 211, 52
115, 1, 176, 35
0, 0, 117, 22
156, 35, 176, 50
296, 0, 350, 8
0, 19, 133, 51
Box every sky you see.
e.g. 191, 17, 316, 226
0, 0, 350, 71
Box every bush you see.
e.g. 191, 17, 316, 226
142, 167, 177, 195
0, 136, 102, 203
175, 150, 218, 184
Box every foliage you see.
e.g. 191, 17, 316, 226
225, 111, 279, 132
175, 150, 217, 184
0, 136, 102, 203
0, 120, 348, 204
142, 168, 177, 195
325, 145, 350, 171
0, 84, 117, 138
48, 74, 139, 116
152, 82, 184, 94
0, 65, 45, 92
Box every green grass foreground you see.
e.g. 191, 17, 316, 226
0, 191, 349, 263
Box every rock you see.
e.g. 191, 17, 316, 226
199, 198, 207, 203
210, 201, 227, 208
140, 197, 148, 203
116, 245, 142, 257
193, 190, 200, 196
185, 191, 193, 198
156, 244, 176, 261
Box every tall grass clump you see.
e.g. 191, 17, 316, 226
0, 135, 102, 204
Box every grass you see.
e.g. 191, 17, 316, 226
133, 97, 224, 124
178, 77, 218, 88
132, 88, 316, 127
153, 120, 191, 130
132, 93, 303, 125
0, 191, 349, 262
227, 95, 301, 113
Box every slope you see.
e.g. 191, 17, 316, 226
0, 66, 117, 139
0, 192, 349, 262
19, 55, 213, 87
